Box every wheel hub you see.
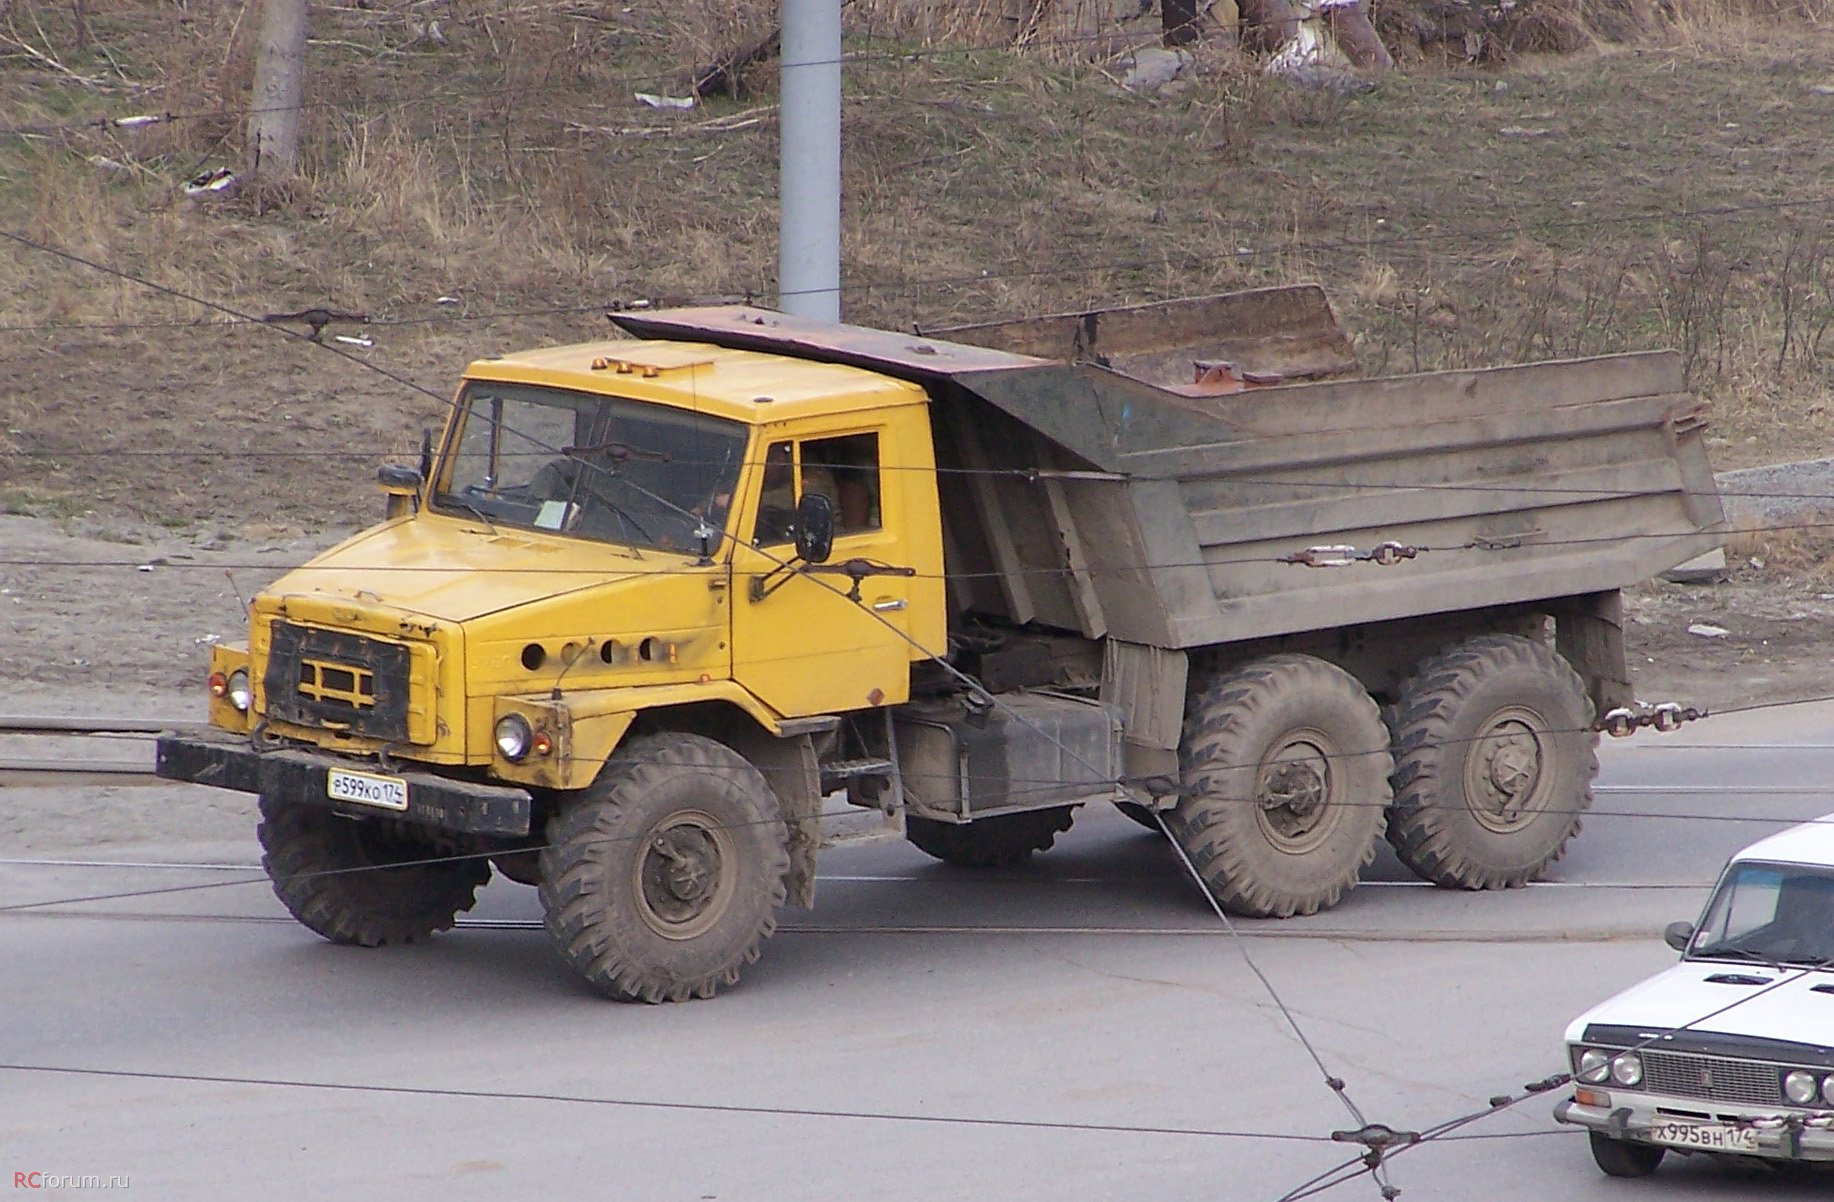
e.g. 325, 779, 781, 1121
1467, 713, 1546, 832
1255, 737, 1336, 852
634, 811, 735, 939
651, 831, 718, 903
1262, 760, 1327, 818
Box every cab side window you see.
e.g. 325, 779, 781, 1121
750, 433, 882, 546
802, 433, 880, 535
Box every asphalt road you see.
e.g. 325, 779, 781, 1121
5, 702, 1834, 1201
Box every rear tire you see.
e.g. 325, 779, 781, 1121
258, 797, 490, 946
1385, 635, 1597, 890
905, 807, 1076, 867
1169, 655, 1390, 918
538, 733, 789, 1003
1588, 1133, 1664, 1178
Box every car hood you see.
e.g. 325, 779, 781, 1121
261, 513, 674, 624
1565, 959, 1834, 1046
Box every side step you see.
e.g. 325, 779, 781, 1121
819, 757, 895, 791
816, 711, 906, 848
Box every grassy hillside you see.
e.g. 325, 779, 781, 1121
4, 0, 1834, 531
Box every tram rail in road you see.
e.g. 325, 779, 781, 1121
0, 714, 204, 786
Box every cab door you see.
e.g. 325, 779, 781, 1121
729, 419, 932, 718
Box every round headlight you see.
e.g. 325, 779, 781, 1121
226, 668, 252, 713
1577, 1048, 1611, 1084
494, 714, 532, 761
1821, 1075, 1834, 1107
1610, 1052, 1643, 1087
1785, 1069, 1820, 1105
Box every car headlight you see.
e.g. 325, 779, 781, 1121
226, 668, 252, 713
1577, 1048, 1611, 1084
1821, 1075, 1834, 1107
1785, 1069, 1820, 1105
1610, 1052, 1643, 1087
494, 714, 532, 761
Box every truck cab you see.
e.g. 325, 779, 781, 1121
185, 339, 946, 777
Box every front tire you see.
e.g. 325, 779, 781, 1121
538, 733, 789, 1003
1588, 1133, 1664, 1178
905, 807, 1076, 867
258, 797, 490, 946
1169, 655, 1391, 918
1385, 635, 1597, 890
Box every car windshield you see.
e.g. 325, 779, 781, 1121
1690, 861, 1834, 968
434, 381, 748, 555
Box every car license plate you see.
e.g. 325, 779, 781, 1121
1648, 1120, 1759, 1153
326, 768, 408, 812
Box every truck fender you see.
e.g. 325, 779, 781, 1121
724, 725, 824, 910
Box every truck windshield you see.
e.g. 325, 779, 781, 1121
1690, 861, 1834, 968
434, 382, 747, 554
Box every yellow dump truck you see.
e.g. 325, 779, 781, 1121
157, 287, 1724, 1001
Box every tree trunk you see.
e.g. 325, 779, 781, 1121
246, 0, 308, 183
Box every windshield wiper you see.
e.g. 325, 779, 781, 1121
558, 461, 657, 555
564, 440, 670, 464
1695, 945, 1784, 970
445, 495, 500, 536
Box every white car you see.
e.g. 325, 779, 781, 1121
1557, 816, 1834, 1177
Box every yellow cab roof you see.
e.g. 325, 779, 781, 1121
462, 338, 928, 424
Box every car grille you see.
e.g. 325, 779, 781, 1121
264, 621, 414, 743
1642, 1051, 1783, 1106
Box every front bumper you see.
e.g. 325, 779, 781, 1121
1555, 1095, 1834, 1162
156, 730, 532, 838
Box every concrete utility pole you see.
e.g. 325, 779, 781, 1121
247, 0, 309, 182
778, 0, 842, 321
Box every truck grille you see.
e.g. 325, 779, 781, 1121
264, 621, 414, 743
1642, 1051, 1783, 1106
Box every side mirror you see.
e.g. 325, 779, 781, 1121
1663, 921, 1695, 953
378, 462, 423, 519
796, 492, 834, 564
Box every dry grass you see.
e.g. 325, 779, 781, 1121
4, 0, 1834, 529
1723, 516, 1834, 578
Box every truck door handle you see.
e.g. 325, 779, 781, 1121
872, 599, 907, 612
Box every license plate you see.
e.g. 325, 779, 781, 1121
1648, 1120, 1760, 1153
326, 768, 408, 812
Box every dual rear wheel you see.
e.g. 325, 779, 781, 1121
1165, 635, 1596, 918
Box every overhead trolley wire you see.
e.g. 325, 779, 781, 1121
0, 1060, 1337, 1144
6, 192, 1832, 336
0, 230, 451, 408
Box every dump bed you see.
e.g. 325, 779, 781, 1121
613, 291, 1724, 651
